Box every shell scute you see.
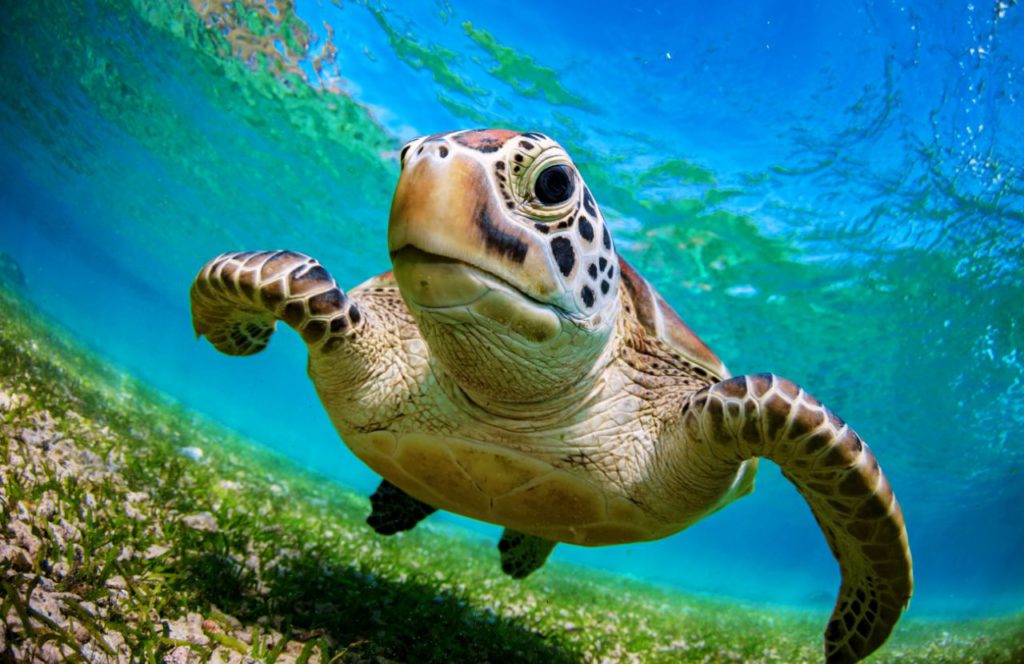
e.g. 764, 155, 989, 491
492, 471, 606, 526
618, 257, 727, 378
580, 523, 650, 544
446, 439, 554, 498
393, 434, 490, 515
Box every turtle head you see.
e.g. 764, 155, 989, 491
388, 129, 621, 406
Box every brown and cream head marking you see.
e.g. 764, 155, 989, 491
388, 129, 620, 405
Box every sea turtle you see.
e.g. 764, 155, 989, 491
190, 129, 912, 663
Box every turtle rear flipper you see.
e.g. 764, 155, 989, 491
190, 251, 362, 356
498, 529, 557, 579
366, 480, 437, 535
683, 374, 912, 664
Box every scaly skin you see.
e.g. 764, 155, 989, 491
190, 250, 362, 356
680, 374, 912, 663
189, 129, 912, 663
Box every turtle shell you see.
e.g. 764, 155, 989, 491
617, 257, 729, 380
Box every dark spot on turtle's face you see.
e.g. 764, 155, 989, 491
476, 200, 529, 263
519, 140, 535, 150
495, 161, 505, 171
550, 237, 575, 276
400, 144, 411, 163
578, 216, 594, 242
534, 222, 549, 234
330, 316, 348, 332
587, 264, 598, 279
580, 285, 595, 308
349, 303, 362, 325
598, 256, 607, 271
600, 280, 609, 294
602, 226, 611, 250
582, 187, 597, 217
438, 145, 449, 158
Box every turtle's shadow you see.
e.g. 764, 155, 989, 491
175, 534, 578, 663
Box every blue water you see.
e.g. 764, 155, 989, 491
1, 0, 1022, 620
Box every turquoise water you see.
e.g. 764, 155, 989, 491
1, 0, 1021, 622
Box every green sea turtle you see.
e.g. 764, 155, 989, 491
190, 129, 912, 663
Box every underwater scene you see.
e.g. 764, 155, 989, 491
1, 0, 1022, 661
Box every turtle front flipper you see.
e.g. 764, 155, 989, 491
683, 374, 912, 664
190, 251, 361, 355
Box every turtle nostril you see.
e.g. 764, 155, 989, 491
439, 146, 449, 158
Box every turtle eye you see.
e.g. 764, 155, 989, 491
533, 164, 575, 205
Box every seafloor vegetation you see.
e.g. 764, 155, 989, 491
0, 282, 1022, 663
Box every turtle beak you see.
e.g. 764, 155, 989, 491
387, 138, 565, 307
